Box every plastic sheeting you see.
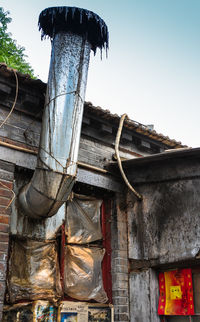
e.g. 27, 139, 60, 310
64, 245, 108, 303
7, 239, 62, 303
65, 194, 102, 244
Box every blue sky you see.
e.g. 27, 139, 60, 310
1, 0, 200, 147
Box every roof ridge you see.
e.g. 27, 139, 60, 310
84, 102, 187, 148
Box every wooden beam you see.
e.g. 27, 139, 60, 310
77, 168, 123, 192
0, 145, 123, 192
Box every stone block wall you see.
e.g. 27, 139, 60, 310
111, 193, 130, 321
0, 160, 14, 320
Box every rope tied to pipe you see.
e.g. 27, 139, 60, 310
39, 146, 77, 173
45, 90, 84, 107
24, 90, 83, 136
115, 113, 142, 201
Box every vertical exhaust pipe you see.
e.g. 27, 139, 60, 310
19, 7, 108, 218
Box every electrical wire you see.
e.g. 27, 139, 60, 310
0, 68, 18, 210
0, 69, 18, 129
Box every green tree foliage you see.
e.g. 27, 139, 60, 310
0, 7, 35, 78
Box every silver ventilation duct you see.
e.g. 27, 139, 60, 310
19, 7, 109, 219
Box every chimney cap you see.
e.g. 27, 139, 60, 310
38, 6, 109, 55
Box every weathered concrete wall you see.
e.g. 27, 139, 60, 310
125, 150, 200, 322
126, 153, 200, 265
130, 179, 200, 263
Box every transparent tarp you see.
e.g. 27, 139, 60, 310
64, 245, 108, 303
65, 194, 102, 244
7, 239, 62, 303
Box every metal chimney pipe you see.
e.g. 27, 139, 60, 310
19, 7, 108, 219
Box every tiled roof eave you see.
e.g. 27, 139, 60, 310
0, 64, 187, 149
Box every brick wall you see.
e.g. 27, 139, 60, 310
0, 160, 14, 320
111, 193, 130, 321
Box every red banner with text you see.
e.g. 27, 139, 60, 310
158, 269, 194, 315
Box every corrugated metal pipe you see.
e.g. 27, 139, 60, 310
18, 7, 109, 219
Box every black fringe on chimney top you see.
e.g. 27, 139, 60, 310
38, 6, 109, 55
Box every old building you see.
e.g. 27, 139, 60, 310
3, 5, 200, 321
1, 62, 198, 322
